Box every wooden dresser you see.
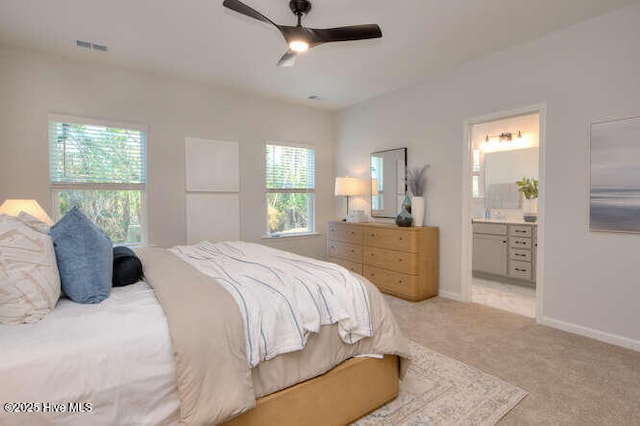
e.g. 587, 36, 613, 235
327, 221, 439, 301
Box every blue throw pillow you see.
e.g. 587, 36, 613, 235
50, 206, 113, 303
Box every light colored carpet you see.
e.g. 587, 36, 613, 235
355, 341, 527, 425
385, 295, 640, 424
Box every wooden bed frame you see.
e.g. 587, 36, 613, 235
224, 355, 399, 425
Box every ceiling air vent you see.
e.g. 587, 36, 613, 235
75, 40, 108, 52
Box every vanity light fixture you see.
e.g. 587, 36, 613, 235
481, 130, 535, 153
485, 130, 522, 143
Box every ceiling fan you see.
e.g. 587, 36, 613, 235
222, 0, 383, 67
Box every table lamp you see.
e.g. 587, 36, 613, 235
0, 199, 54, 225
335, 176, 361, 220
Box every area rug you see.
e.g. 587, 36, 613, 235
354, 341, 528, 425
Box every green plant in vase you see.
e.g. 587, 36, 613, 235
516, 177, 538, 222
516, 177, 538, 200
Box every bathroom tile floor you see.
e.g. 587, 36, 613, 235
472, 278, 536, 318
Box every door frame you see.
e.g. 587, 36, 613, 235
460, 104, 547, 319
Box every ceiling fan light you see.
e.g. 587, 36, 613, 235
289, 40, 309, 52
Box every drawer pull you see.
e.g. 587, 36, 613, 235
350, 249, 354, 253
370, 253, 375, 257
399, 237, 403, 241
515, 241, 526, 245
515, 230, 526, 233
515, 268, 527, 272
370, 233, 375, 237
515, 253, 526, 257
398, 258, 403, 262
370, 272, 375, 277
397, 280, 403, 284
350, 231, 355, 235
502, 240, 507, 243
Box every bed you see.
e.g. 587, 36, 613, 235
0, 241, 409, 425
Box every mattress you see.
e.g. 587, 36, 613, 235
0, 282, 180, 425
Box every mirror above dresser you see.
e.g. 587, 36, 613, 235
370, 148, 407, 218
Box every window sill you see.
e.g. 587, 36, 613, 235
261, 232, 322, 240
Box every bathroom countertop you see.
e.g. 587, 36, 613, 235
472, 218, 537, 225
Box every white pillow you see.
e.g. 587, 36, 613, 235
17, 211, 51, 234
0, 214, 61, 325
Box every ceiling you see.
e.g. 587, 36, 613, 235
0, 0, 636, 110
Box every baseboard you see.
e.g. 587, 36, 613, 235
537, 316, 640, 352
438, 290, 465, 302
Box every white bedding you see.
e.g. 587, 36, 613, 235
171, 241, 373, 368
0, 282, 180, 425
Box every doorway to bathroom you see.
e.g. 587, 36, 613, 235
461, 106, 545, 318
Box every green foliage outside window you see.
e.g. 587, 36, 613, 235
50, 120, 146, 244
266, 144, 315, 235
58, 189, 142, 244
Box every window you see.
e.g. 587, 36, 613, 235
265, 143, 315, 236
472, 148, 485, 199
49, 115, 147, 245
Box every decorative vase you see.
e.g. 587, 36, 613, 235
396, 193, 413, 227
522, 198, 538, 222
411, 196, 425, 227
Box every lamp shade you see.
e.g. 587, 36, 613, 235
335, 177, 361, 197
0, 199, 53, 225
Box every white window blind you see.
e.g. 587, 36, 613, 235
266, 144, 315, 191
265, 143, 315, 236
49, 119, 146, 188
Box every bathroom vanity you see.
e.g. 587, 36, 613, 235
472, 219, 537, 284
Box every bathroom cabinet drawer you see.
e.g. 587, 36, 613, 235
510, 237, 532, 249
327, 241, 363, 263
509, 225, 532, 238
509, 248, 531, 262
473, 223, 507, 235
509, 260, 532, 280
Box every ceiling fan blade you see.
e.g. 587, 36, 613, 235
277, 50, 297, 67
306, 24, 382, 45
222, 0, 278, 27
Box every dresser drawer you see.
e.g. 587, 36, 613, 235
327, 256, 363, 275
363, 266, 417, 297
508, 260, 532, 280
364, 246, 417, 275
328, 222, 363, 245
327, 241, 363, 263
509, 248, 531, 262
509, 225, 532, 237
473, 223, 507, 235
510, 237, 532, 249
364, 228, 416, 252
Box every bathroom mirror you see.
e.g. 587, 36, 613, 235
371, 148, 407, 218
484, 147, 538, 209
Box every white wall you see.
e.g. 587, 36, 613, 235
0, 44, 335, 258
336, 3, 640, 346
